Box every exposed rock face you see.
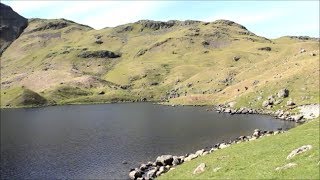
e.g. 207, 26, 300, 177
78, 50, 121, 59
0, 3, 28, 55
136, 20, 201, 31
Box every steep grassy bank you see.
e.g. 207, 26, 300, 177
160, 118, 319, 179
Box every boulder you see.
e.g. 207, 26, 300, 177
287, 145, 312, 159
233, 56, 241, 61
193, 163, 206, 174
156, 166, 166, 176
277, 88, 289, 98
172, 156, 180, 166
262, 100, 270, 107
155, 155, 173, 166
258, 47, 272, 51
292, 114, 304, 122
219, 143, 230, 149
129, 170, 142, 180
146, 168, 157, 179
195, 149, 205, 156
184, 153, 198, 162
286, 100, 295, 106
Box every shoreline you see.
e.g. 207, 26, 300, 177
129, 127, 287, 180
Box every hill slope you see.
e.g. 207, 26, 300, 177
0, 5, 319, 109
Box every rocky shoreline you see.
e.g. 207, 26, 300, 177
129, 128, 285, 180
212, 105, 305, 123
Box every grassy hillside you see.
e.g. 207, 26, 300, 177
0, 18, 319, 108
160, 118, 319, 179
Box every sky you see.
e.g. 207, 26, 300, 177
2, 1, 319, 38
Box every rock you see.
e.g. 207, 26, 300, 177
186, 82, 193, 88
277, 88, 289, 98
202, 151, 209, 156
98, 91, 105, 95
286, 100, 295, 106
172, 156, 180, 166
140, 163, 147, 171
95, 39, 103, 44
129, 170, 142, 180
233, 56, 241, 61
253, 129, 261, 137
300, 49, 306, 53
262, 100, 270, 107
156, 166, 166, 176
275, 163, 297, 171
224, 108, 231, 113
0, 3, 28, 55
195, 149, 205, 156
78, 50, 121, 58
156, 155, 173, 166
219, 143, 230, 149
122, 161, 128, 164
287, 145, 312, 159
184, 153, 198, 162
193, 163, 206, 174
292, 114, 303, 121
146, 168, 157, 179
310, 52, 316, 56
258, 47, 272, 51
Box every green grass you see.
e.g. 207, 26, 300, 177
160, 118, 320, 179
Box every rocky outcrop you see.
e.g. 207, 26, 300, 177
78, 50, 121, 59
136, 20, 201, 31
0, 3, 28, 55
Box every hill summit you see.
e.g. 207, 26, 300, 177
0, 3, 319, 109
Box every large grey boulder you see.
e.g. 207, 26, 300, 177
0, 3, 28, 55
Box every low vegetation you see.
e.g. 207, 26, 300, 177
160, 118, 319, 179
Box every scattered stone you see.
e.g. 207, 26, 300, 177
310, 52, 316, 56
277, 88, 289, 98
233, 56, 241, 61
287, 145, 312, 159
258, 47, 271, 51
262, 100, 270, 107
122, 161, 128, 164
193, 163, 206, 174
275, 163, 297, 171
286, 100, 295, 106
300, 49, 306, 53
292, 114, 303, 122
98, 91, 105, 95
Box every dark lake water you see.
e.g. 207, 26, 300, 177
1, 103, 296, 179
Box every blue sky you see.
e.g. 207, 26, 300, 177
2, 1, 319, 38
